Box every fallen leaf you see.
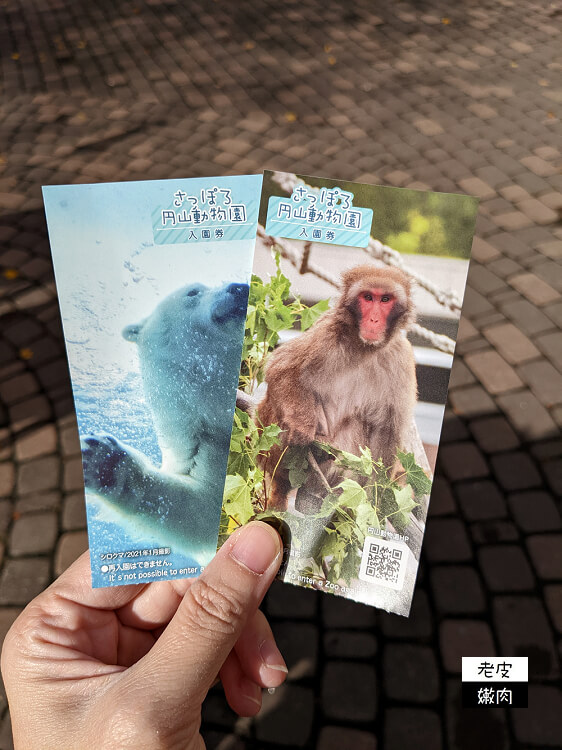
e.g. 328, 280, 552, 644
11, 52, 19, 60
284, 111, 297, 122
324, 43, 332, 53
243, 41, 255, 50
328, 55, 337, 65
441, 17, 451, 24
19, 348, 34, 360
3, 268, 19, 280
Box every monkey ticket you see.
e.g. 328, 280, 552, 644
218, 170, 478, 616
43, 175, 262, 588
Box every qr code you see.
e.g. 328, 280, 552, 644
358, 536, 408, 590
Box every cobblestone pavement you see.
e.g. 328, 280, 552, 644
0, 0, 561, 747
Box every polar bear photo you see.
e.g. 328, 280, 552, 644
81, 280, 249, 560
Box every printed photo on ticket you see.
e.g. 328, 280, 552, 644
218, 170, 478, 616
44, 176, 261, 587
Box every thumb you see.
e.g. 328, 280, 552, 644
129, 521, 282, 705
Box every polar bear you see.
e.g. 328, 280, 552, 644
81, 281, 249, 559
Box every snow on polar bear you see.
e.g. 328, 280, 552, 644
81, 280, 249, 559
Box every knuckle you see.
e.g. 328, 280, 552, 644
183, 576, 244, 637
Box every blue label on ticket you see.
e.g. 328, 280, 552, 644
151, 175, 260, 244
265, 184, 373, 247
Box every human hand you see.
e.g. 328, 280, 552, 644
1, 521, 287, 749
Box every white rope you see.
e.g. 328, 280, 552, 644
269, 172, 463, 314
257, 226, 457, 354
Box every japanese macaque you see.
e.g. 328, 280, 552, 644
258, 265, 417, 510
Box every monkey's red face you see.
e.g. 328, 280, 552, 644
357, 288, 395, 343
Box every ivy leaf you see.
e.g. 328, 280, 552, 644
256, 423, 282, 453
397, 450, 432, 495
356, 501, 380, 533
300, 299, 329, 330
393, 484, 417, 514
286, 446, 309, 488
222, 474, 254, 525
334, 478, 368, 510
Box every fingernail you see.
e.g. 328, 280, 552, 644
259, 639, 288, 673
230, 522, 281, 574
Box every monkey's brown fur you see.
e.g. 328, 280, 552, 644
258, 265, 417, 510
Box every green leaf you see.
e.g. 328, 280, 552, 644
397, 450, 432, 495
222, 474, 254, 525
256, 423, 282, 453
393, 484, 417, 513
300, 299, 329, 330
285, 446, 309, 488
334, 478, 368, 509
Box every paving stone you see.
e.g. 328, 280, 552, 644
0, 462, 15, 498
383, 643, 439, 702
482, 322, 541, 364
255, 684, 314, 745
427, 475, 455, 516
517, 197, 559, 225
496, 390, 559, 440
464, 350, 523, 394
537, 239, 562, 260
318, 727, 376, 750
324, 629, 376, 660
15, 490, 61, 514
270, 621, 318, 679
458, 177, 495, 200
470, 519, 519, 544
478, 544, 535, 592
54, 530, 88, 576
322, 662, 376, 721
512, 684, 562, 747
61, 491, 87, 530
0, 557, 51, 605
491, 451, 542, 491
63, 455, 84, 493
469, 237, 501, 263
544, 585, 562, 634
378, 589, 433, 640
440, 620, 495, 673
14, 423, 57, 461
469, 415, 520, 453
508, 491, 561, 533
494, 596, 559, 679
321, 589, 376, 628
448, 359, 475, 389
9, 511, 58, 556
456, 479, 507, 520
467, 265, 506, 295
438, 442, 489, 482
536, 330, 562, 372
430, 566, 485, 615
486, 257, 522, 278
424, 518, 472, 563
534, 259, 562, 293
517, 360, 562, 409
520, 155, 559, 177
384, 709, 442, 750
446, 679, 509, 750
491, 211, 532, 231
544, 301, 562, 328
0, 500, 13, 534
16, 455, 60, 495
527, 535, 562, 581
509, 272, 560, 306
448, 384, 498, 418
